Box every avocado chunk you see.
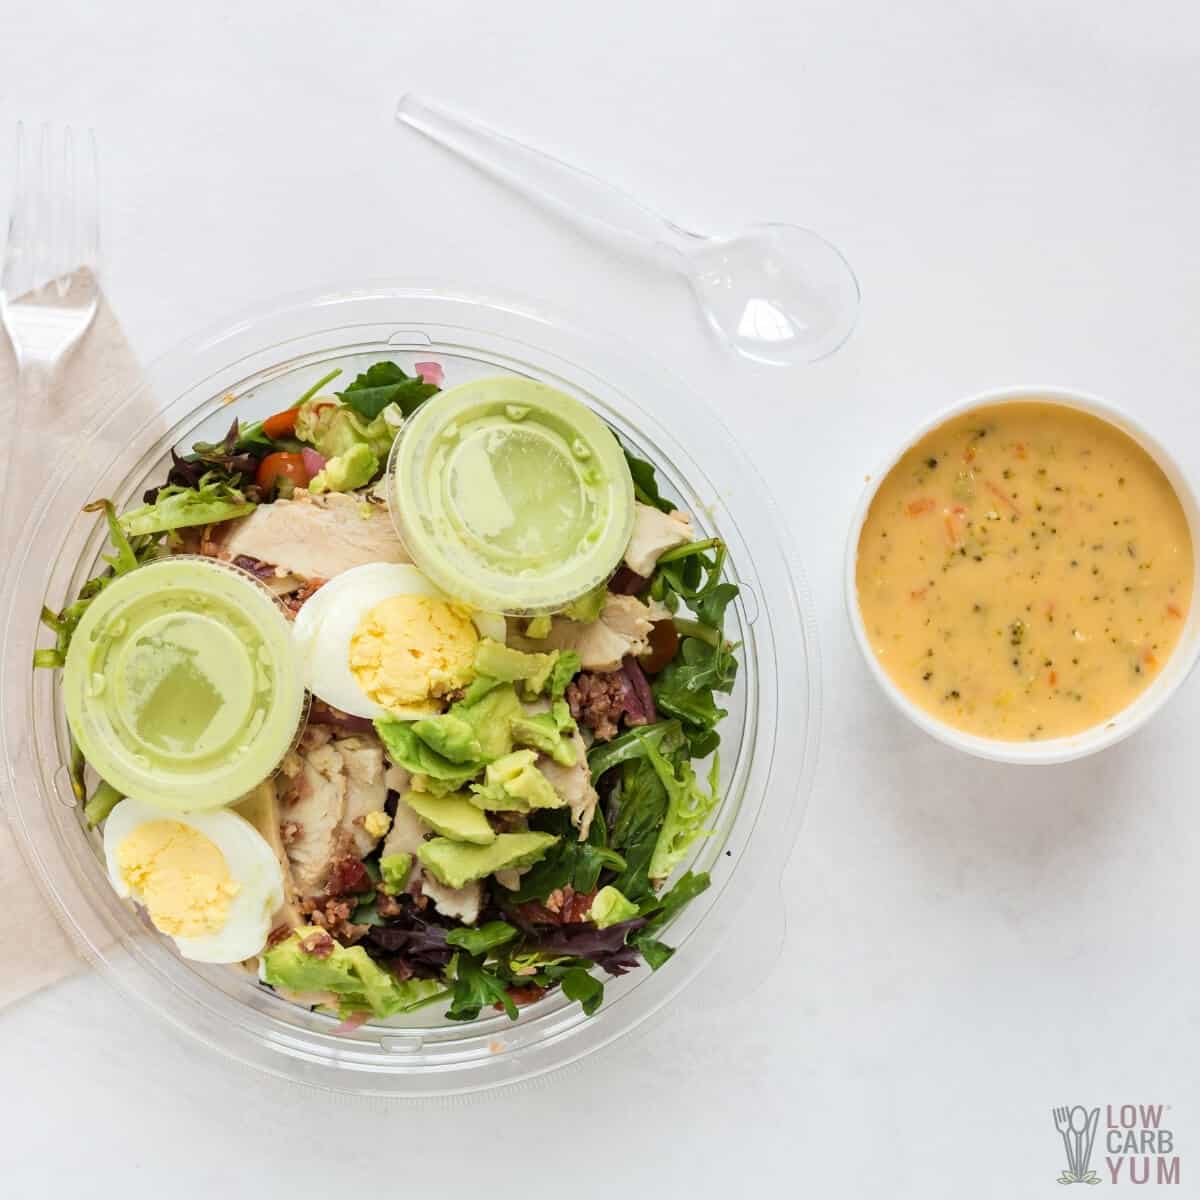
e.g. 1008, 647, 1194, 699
524, 614, 553, 639
589, 885, 640, 929
410, 713, 484, 765
261, 927, 445, 1018
510, 713, 577, 766
473, 639, 558, 697
469, 749, 564, 812
379, 852, 413, 895
450, 683, 522, 760
307, 442, 379, 494
418, 831, 560, 889
404, 791, 496, 845
561, 580, 607, 623
374, 719, 481, 791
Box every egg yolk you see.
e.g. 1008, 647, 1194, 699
348, 594, 478, 711
116, 820, 239, 939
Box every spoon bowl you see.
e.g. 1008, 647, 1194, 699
684, 222, 860, 365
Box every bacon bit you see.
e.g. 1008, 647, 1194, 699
516, 885, 596, 927
281, 579, 326, 617
414, 361, 444, 387
1048, 670, 1058, 686
299, 929, 335, 959
1168, 602, 1183, 618
281, 820, 302, 846
495, 984, 546, 1011
325, 855, 372, 897
906, 496, 936, 516
331, 1011, 371, 1035
985, 480, 1020, 515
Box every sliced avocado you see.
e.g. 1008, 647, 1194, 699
418, 831, 560, 889
261, 928, 445, 1018
379, 852, 413, 895
405, 791, 496, 845
469, 749, 564, 812
473, 639, 558, 697
450, 683, 522, 760
510, 714, 577, 766
411, 713, 484, 765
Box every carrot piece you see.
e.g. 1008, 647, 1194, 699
1014, 442, 1027, 460
1168, 602, 1183, 618
964, 446, 977, 463
1048, 670, 1058, 686
984, 480, 1020, 515
907, 497, 936, 516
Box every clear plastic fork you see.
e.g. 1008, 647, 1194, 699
1, 122, 100, 387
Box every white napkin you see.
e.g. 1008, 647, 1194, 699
0, 293, 146, 1009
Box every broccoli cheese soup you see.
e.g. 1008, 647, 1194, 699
856, 402, 1193, 741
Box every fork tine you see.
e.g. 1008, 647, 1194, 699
81, 127, 99, 271
34, 121, 50, 293
2, 121, 27, 297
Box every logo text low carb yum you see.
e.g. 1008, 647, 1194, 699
1052, 1103, 1181, 1186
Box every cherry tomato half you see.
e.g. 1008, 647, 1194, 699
261, 407, 299, 439
256, 451, 309, 492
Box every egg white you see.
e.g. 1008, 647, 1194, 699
103, 797, 284, 964
292, 562, 504, 719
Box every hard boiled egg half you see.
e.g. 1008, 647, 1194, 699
103, 797, 284, 963
292, 562, 505, 720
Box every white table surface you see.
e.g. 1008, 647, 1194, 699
4, 1, 1200, 1195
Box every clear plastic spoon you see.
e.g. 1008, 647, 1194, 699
396, 94, 860, 366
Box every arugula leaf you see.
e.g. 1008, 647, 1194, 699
499, 809, 625, 903
586, 720, 684, 781
625, 870, 712, 972
633, 937, 674, 970
608, 757, 669, 903
337, 361, 439, 421
623, 446, 674, 513
448, 954, 517, 1022
637, 870, 710, 933
445, 922, 519, 956
651, 638, 737, 741
696, 581, 739, 629
560, 966, 604, 1016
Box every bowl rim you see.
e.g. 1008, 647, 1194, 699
844, 384, 1200, 764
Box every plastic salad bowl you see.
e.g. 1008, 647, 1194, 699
0, 286, 819, 1097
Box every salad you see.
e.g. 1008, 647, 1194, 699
37, 359, 741, 1024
